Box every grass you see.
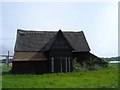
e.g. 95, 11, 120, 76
109, 63, 119, 68
2, 63, 119, 88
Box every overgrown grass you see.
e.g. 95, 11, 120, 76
109, 63, 119, 68
2, 63, 119, 88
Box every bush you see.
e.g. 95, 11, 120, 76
72, 58, 108, 72
72, 58, 87, 72
101, 59, 109, 67
83, 58, 108, 71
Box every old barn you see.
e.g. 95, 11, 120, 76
12, 29, 103, 74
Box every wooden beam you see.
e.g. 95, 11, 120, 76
68, 57, 70, 72
65, 57, 68, 72
60, 58, 62, 73
51, 57, 54, 73
6, 51, 9, 66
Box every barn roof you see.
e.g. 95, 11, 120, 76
14, 29, 90, 52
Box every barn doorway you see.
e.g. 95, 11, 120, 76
51, 57, 71, 73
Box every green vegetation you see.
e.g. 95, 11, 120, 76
72, 58, 108, 72
2, 63, 119, 88
102, 56, 120, 61
0, 59, 12, 63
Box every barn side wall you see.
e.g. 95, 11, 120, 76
12, 52, 106, 74
12, 61, 49, 74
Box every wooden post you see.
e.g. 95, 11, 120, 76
65, 57, 68, 72
6, 51, 9, 66
51, 57, 54, 73
60, 58, 62, 73
68, 57, 70, 72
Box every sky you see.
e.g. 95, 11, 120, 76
0, 1, 118, 57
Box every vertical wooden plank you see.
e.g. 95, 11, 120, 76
68, 57, 70, 72
6, 51, 9, 66
51, 57, 54, 73
60, 58, 62, 73
65, 57, 68, 72
6, 56, 9, 65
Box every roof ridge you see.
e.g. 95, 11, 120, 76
17, 29, 83, 33
42, 30, 74, 51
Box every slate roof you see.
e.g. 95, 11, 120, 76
14, 29, 90, 52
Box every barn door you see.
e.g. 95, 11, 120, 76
51, 57, 71, 73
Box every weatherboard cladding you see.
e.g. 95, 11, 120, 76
14, 29, 90, 52
13, 52, 47, 61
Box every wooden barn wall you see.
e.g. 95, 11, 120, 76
12, 61, 49, 74
49, 33, 72, 57
72, 52, 90, 62
47, 57, 73, 73
49, 49, 72, 57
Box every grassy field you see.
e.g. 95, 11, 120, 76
2, 63, 119, 88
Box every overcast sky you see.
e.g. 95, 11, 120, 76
1, 1, 118, 57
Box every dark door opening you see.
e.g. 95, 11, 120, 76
51, 57, 70, 73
